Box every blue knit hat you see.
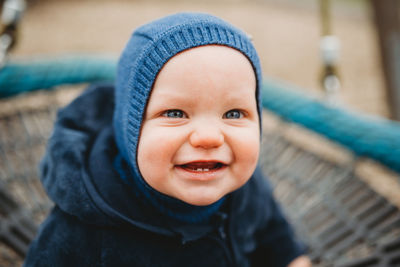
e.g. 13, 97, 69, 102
114, 12, 262, 177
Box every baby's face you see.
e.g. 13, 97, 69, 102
137, 45, 260, 206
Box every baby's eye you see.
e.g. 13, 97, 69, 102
162, 109, 186, 118
224, 109, 244, 119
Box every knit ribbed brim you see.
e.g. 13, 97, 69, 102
113, 12, 262, 181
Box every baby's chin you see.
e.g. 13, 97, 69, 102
173, 181, 248, 206
176, 192, 227, 206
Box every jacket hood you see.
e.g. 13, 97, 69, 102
41, 83, 174, 234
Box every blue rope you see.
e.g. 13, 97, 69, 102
0, 57, 399, 173
262, 78, 400, 173
0, 56, 117, 98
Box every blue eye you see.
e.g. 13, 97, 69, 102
162, 109, 185, 118
224, 110, 243, 119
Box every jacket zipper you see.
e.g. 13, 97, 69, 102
207, 216, 236, 267
208, 234, 234, 266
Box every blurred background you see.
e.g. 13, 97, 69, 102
10, 0, 392, 117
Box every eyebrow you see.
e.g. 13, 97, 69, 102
154, 91, 193, 103
151, 84, 256, 106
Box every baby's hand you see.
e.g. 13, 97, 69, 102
287, 256, 312, 267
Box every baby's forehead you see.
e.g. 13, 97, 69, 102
153, 45, 256, 87
160, 45, 254, 67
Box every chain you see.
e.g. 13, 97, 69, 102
0, 0, 26, 68
319, 0, 341, 104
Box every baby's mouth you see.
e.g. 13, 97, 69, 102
177, 161, 226, 172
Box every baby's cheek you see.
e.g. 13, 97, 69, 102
138, 131, 177, 170
137, 133, 172, 190
232, 131, 260, 184
240, 129, 260, 158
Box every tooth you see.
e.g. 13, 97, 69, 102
196, 168, 203, 172
204, 168, 209, 171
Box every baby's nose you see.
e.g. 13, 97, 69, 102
189, 123, 224, 149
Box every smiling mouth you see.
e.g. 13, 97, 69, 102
177, 162, 226, 172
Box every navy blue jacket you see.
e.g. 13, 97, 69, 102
24, 84, 304, 267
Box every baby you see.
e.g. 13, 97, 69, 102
25, 12, 310, 267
